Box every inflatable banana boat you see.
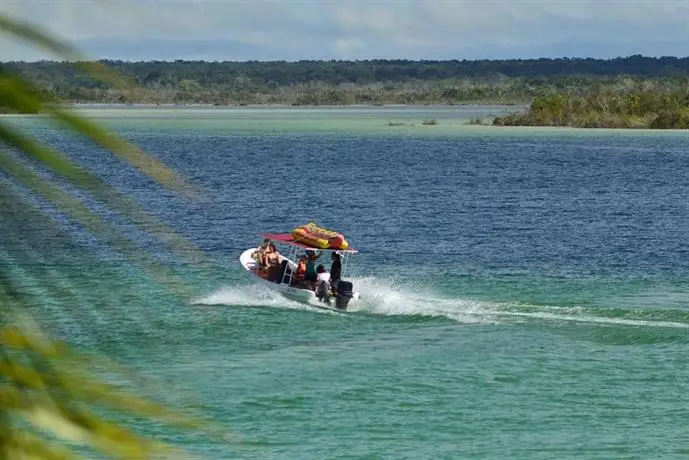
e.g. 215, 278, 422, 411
290, 222, 350, 250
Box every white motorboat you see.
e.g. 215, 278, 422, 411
239, 231, 360, 311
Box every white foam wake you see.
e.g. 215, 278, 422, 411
347, 276, 499, 324
192, 283, 333, 314
495, 310, 689, 329
192, 277, 689, 329
352, 276, 689, 330
192, 276, 500, 323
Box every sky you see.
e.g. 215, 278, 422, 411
1, 0, 688, 62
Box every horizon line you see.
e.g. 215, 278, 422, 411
3, 54, 689, 65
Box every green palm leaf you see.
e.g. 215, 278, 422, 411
0, 150, 198, 298
0, 14, 137, 92
0, 118, 208, 271
0, 32, 211, 280
0, 15, 78, 60
0, 11, 227, 460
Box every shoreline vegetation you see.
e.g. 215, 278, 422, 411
2, 56, 689, 128
491, 92, 689, 129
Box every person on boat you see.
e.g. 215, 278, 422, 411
291, 255, 310, 288
262, 242, 281, 281
315, 264, 331, 304
252, 238, 271, 271
262, 242, 278, 266
304, 249, 321, 285
330, 252, 342, 287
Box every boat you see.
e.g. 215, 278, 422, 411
239, 230, 360, 311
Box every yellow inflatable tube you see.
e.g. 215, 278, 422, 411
291, 222, 349, 250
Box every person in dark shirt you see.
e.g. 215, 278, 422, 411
330, 252, 342, 289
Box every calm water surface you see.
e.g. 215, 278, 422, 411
3, 106, 689, 459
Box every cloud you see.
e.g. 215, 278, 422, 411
0, 0, 687, 61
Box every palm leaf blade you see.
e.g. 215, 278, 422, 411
0, 152, 195, 299
0, 11, 226, 459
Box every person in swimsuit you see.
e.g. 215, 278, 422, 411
252, 238, 271, 270
262, 243, 281, 280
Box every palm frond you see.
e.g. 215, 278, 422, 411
0, 153, 197, 298
0, 15, 78, 60
0, 73, 197, 196
0, 11, 227, 459
0, 14, 137, 92
1, 58, 211, 272
0, 118, 208, 270
0, 321, 210, 460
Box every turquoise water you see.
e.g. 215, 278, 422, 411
3, 106, 689, 459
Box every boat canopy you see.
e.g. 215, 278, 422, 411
262, 233, 359, 253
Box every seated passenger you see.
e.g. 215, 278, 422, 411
262, 243, 281, 281
251, 238, 271, 271
291, 255, 310, 288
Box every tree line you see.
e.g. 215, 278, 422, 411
3, 56, 689, 128
1, 56, 689, 107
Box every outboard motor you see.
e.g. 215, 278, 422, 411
334, 280, 354, 310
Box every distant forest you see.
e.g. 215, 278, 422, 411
2, 55, 689, 108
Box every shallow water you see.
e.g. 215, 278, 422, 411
3, 106, 689, 459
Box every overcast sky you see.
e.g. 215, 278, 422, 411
1, 0, 688, 61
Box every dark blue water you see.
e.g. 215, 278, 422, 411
18, 125, 689, 286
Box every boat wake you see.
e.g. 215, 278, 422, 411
492, 305, 689, 329
194, 276, 689, 330
193, 276, 499, 324
349, 277, 689, 330
345, 276, 498, 324
192, 284, 340, 314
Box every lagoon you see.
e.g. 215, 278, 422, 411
5, 105, 689, 459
